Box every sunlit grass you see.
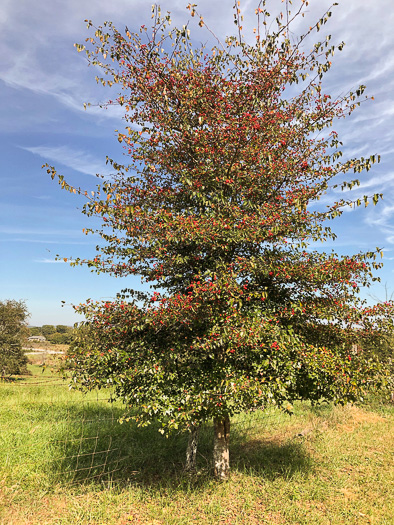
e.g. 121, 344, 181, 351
1, 365, 393, 524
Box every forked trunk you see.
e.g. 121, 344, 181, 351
213, 415, 230, 480
185, 424, 199, 472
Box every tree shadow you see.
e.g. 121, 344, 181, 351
231, 437, 312, 480
195, 421, 312, 482
44, 404, 312, 489
46, 402, 191, 487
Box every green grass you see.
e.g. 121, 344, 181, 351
1, 366, 393, 524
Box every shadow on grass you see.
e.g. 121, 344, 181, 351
44, 404, 312, 489
231, 437, 312, 480
47, 402, 191, 487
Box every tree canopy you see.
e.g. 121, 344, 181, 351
0, 299, 29, 377
49, 1, 393, 478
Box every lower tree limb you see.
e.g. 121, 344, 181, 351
213, 415, 230, 480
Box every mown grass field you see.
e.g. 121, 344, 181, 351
1, 359, 393, 524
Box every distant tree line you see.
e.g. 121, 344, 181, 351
29, 325, 74, 345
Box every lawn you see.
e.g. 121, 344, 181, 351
1, 362, 393, 524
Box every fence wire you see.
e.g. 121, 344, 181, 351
0, 378, 281, 488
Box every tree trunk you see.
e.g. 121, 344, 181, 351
185, 424, 199, 472
213, 415, 230, 480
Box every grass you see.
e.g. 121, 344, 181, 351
0, 363, 393, 524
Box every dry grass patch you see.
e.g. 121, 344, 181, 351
335, 405, 387, 432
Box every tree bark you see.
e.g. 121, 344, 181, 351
213, 415, 230, 480
185, 424, 199, 472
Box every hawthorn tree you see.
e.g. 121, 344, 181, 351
0, 299, 29, 378
50, 1, 393, 479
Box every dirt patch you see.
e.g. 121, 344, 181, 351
24, 342, 68, 353
25, 349, 64, 355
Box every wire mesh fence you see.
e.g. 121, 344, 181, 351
1, 376, 284, 489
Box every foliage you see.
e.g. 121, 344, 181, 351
47, 331, 74, 345
28, 325, 75, 345
28, 326, 42, 337
56, 325, 70, 334
41, 324, 56, 337
0, 299, 29, 377
364, 285, 394, 369
51, 2, 393, 440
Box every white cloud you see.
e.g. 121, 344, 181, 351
365, 204, 394, 227
363, 202, 394, 246
0, 226, 81, 236
34, 258, 66, 264
21, 145, 114, 177
10, 238, 88, 245
337, 172, 394, 194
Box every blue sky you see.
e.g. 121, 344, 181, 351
1, 0, 394, 326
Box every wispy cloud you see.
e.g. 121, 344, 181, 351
0, 0, 145, 123
9, 238, 89, 245
34, 258, 66, 264
21, 145, 113, 177
334, 172, 394, 195
363, 203, 394, 245
0, 225, 92, 245
365, 204, 394, 226
0, 226, 82, 236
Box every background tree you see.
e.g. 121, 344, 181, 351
56, 325, 69, 334
0, 299, 29, 377
365, 285, 394, 371
47, 329, 74, 345
28, 327, 42, 337
27, 325, 74, 345
51, 1, 393, 478
41, 325, 56, 338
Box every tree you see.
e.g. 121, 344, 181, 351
41, 325, 56, 337
56, 325, 69, 334
28, 326, 42, 337
0, 300, 29, 377
365, 285, 394, 371
50, 2, 393, 479
48, 331, 74, 345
